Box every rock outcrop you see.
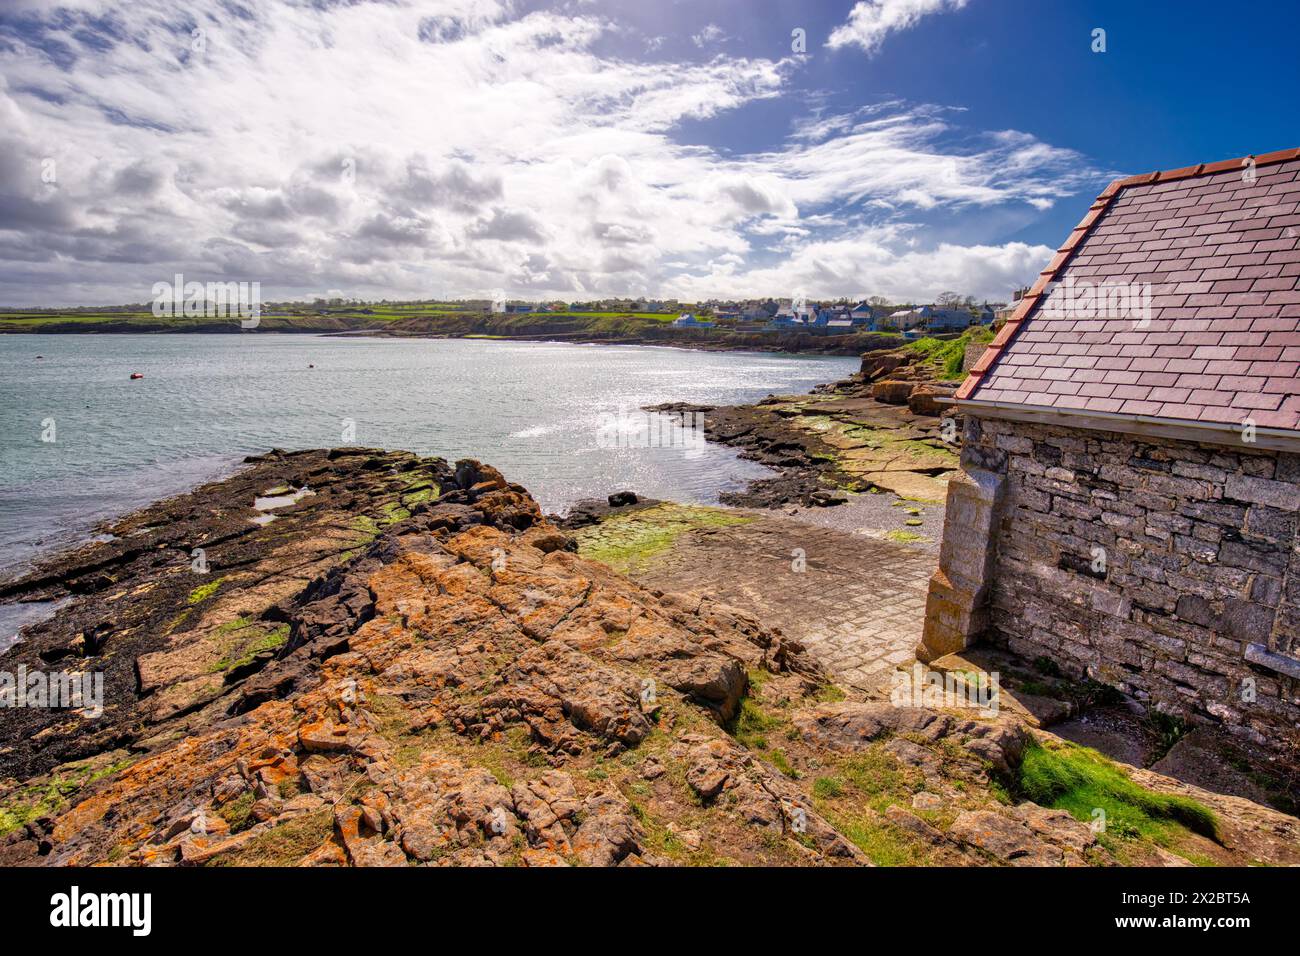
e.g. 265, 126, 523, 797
0, 450, 857, 866
3, 451, 1294, 867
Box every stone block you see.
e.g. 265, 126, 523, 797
1244, 643, 1300, 679
1225, 473, 1299, 512
1244, 505, 1297, 542
870, 380, 914, 404
908, 384, 956, 416
1220, 599, 1276, 644
918, 570, 984, 663
1249, 574, 1282, 608
1219, 541, 1288, 576
1175, 594, 1217, 628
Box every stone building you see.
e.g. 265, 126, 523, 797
921, 148, 1300, 747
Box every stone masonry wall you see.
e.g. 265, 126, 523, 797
961, 415, 1299, 748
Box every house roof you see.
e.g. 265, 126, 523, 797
956, 147, 1300, 437
928, 308, 973, 323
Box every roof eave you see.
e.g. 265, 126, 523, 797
955, 398, 1300, 454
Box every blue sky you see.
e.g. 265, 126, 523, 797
588, 0, 1299, 249
0, 0, 1296, 306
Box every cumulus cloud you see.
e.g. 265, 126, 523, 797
827, 0, 969, 56
467, 207, 548, 244
672, 236, 1055, 303
397, 160, 502, 213
0, 0, 1098, 306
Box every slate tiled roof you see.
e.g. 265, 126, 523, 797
957, 148, 1300, 433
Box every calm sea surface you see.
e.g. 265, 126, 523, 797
0, 334, 856, 576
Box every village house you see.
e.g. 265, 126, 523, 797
671, 312, 714, 328
849, 301, 882, 327
767, 299, 813, 329
877, 304, 986, 332
919, 306, 978, 331
777, 299, 813, 321
995, 288, 1030, 324
921, 148, 1300, 749
879, 307, 919, 331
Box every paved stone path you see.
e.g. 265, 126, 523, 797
625, 511, 935, 695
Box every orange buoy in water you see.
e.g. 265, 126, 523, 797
130, 372, 144, 379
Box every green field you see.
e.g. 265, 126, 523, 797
0, 305, 902, 355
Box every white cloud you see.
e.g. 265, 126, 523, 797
0, 0, 1093, 307
671, 236, 1055, 303
827, 0, 969, 56
691, 23, 727, 48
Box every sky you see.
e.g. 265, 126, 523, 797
0, 0, 1296, 308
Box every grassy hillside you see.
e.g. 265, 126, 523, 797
0, 306, 903, 355
902, 327, 994, 380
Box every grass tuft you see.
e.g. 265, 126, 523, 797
729, 696, 779, 751
219, 792, 257, 834
209, 810, 334, 866
1017, 740, 1218, 843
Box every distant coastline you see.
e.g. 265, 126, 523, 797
0, 309, 907, 356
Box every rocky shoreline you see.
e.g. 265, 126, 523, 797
373, 326, 896, 356
647, 343, 965, 509
2, 447, 1296, 867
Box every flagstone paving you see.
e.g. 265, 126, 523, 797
585, 505, 937, 696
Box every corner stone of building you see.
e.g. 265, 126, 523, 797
918, 463, 1005, 663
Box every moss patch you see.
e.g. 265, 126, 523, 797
826, 811, 933, 866
814, 683, 847, 703
187, 576, 226, 604
573, 503, 752, 573
1017, 739, 1218, 845
378, 501, 411, 525
813, 777, 844, 799
0, 755, 134, 838
796, 417, 958, 484
207, 622, 290, 673
808, 744, 931, 865
402, 485, 439, 508
350, 515, 381, 538
219, 792, 257, 833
